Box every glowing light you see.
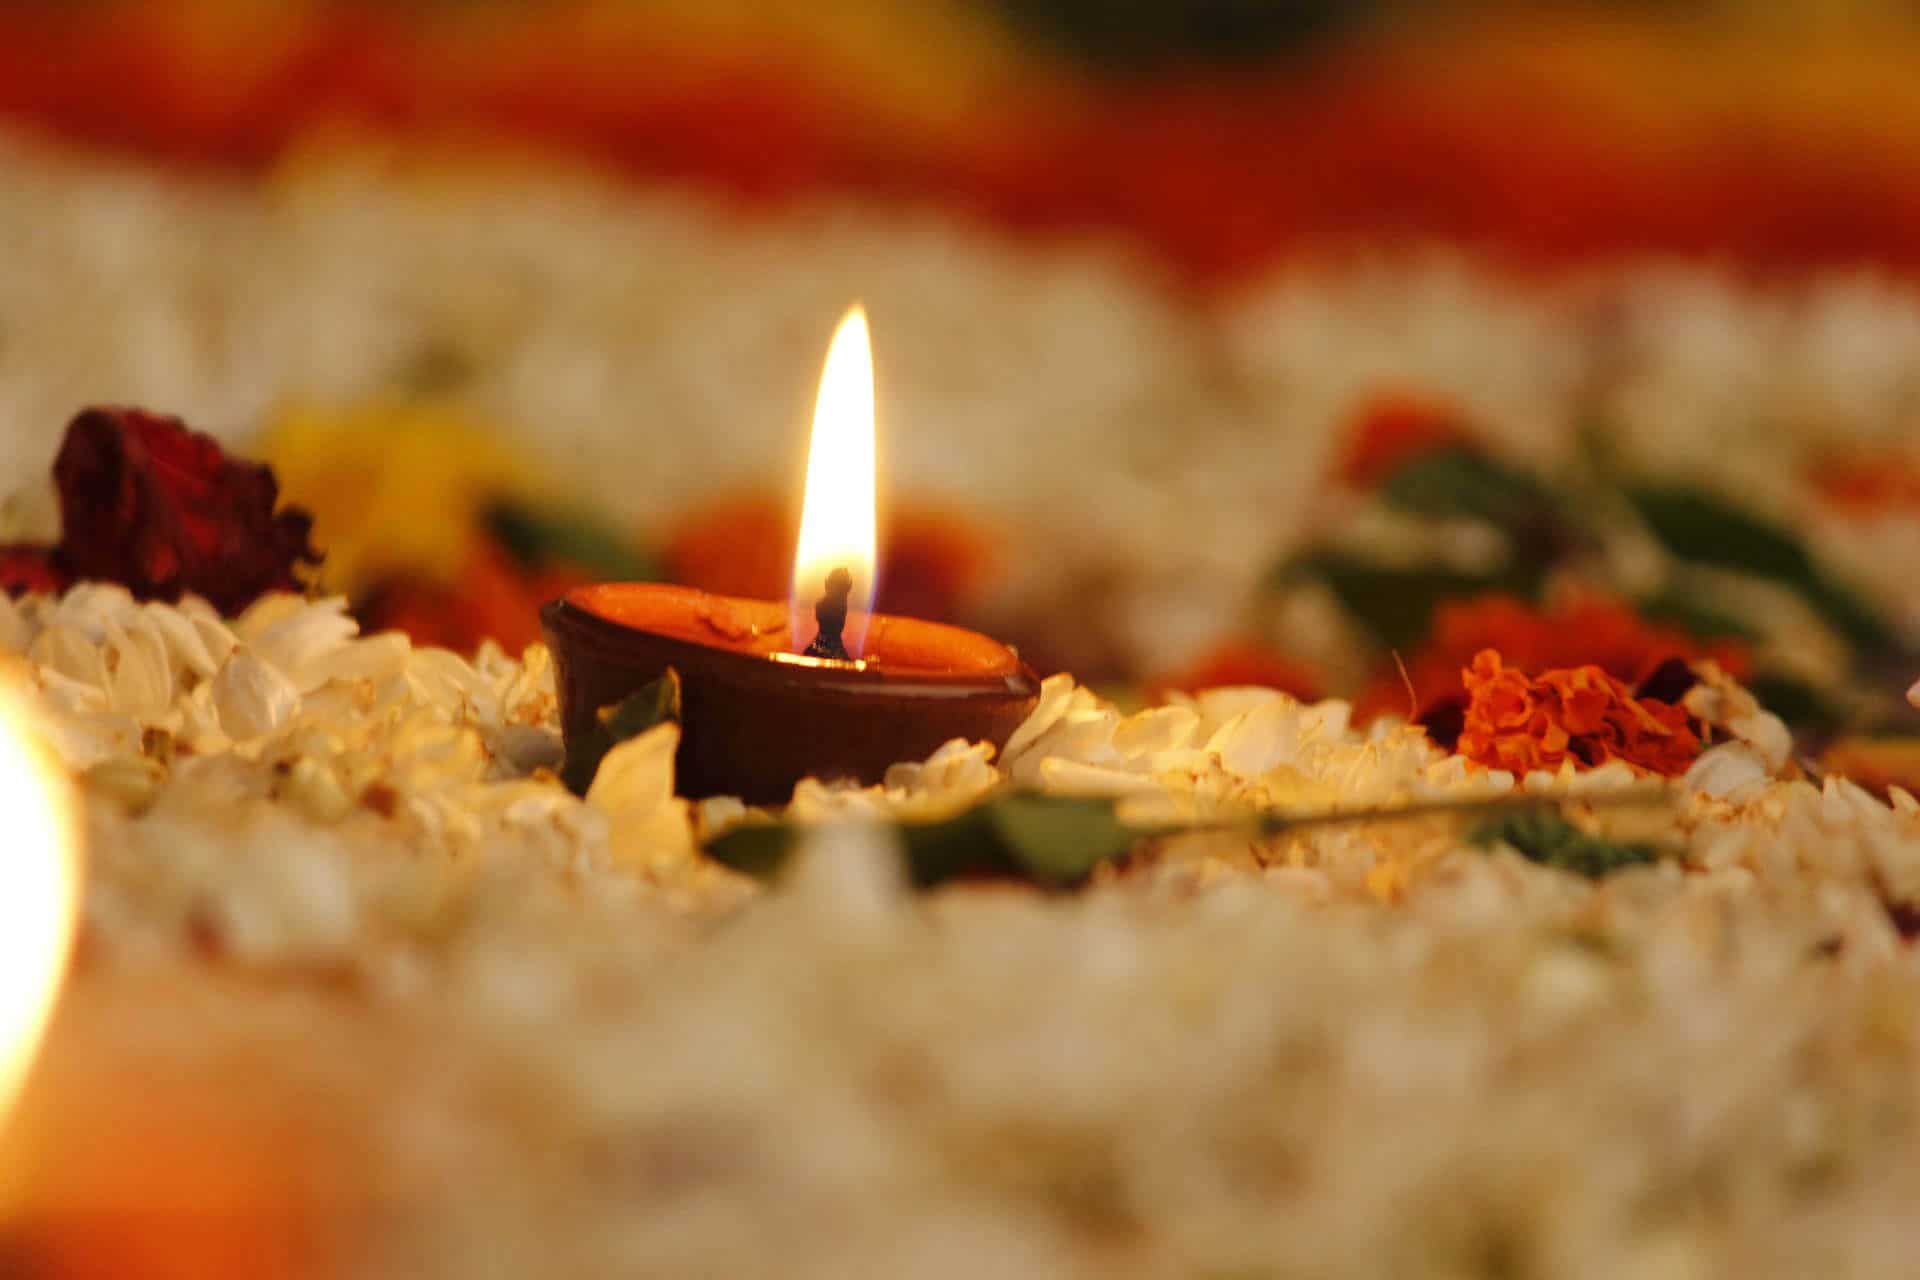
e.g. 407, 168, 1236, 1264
0, 686, 79, 1131
790, 303, 878, 657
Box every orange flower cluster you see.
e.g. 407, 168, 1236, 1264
1457, 650, 1702, 778
1356, 593, 1751, 723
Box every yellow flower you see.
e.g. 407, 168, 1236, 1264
257, 401, 549, 598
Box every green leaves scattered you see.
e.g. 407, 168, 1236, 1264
983, 791, 1144, 882
1626, 484, 1894, 654
484, 499, 659, 582
1632, 587, 1760, 644
1627, 484, 1816, 582
1467, 808, 1657, 880
707, 792, 1143, 889
1272, 448, 1575, 651
707, 788, 1674, 890
1743, 674, 1850, 737
1264, 443, 1908, 739
560, 668, 682, 795
1273, 551, 1514, 652
1379, 446, 1560, 532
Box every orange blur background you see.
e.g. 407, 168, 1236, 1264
6, 0, 1920, 286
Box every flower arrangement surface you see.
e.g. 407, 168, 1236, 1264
3, 401, 1920, 1276
8, 55, 1920, 1263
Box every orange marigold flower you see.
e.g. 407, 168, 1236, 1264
1458, 649, 1702, 778
1333, 391, 1475, 490
1355, 592, 1752, 724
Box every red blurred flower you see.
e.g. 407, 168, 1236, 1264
359, 538, 596, 656
1806, 451, 1920, 516
1334, 391, 1475, 490
1146, 638, 1324, 703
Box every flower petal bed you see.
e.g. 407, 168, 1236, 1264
5, 140, 1920, 1275
6, 577, 1920, 1275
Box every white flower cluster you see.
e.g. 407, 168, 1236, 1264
6, 585, 563, 828
10, 577, 1908, 928
7, 587, 1920, 1279
0, 586, 728, 963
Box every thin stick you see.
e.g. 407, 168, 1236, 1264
1185, 786, 1673, 838
1391, 648, 1418, 721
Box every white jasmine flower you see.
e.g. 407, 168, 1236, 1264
1683, 743, 1772, 800
587, 722, 693, 863
212, 646, 302, 744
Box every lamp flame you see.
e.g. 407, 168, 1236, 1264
0, 687, 78, 1132
790, 303, 878, 657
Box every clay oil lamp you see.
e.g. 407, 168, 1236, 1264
543, 306, 1040, 802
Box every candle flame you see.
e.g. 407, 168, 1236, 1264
790, 303, 878, 657
0, 686, 78, 1132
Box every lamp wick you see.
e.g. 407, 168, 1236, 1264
803, 567, 855, 661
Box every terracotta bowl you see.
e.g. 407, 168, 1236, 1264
542, 589, 1041, 803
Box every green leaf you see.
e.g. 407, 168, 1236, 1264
982, 792, 1144, 884
698, 821, 796, 881
1626, 484, 1895, 653
1745, 673, 1849, 736
559, 669, 682, 795
1379, 446, 1558, 530
1467, 808, 1657, 880
1574, 415, 1626, 480
1271, 551, 1519, 652
704, 791, 1147, 889
1632, 589, 1761, 643
706, 789, 1673, 891
483, 500, 658, 582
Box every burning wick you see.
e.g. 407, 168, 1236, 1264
790, 304, 876, 661
804, 567, 855, 661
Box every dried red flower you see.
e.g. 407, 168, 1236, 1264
1456, 649, 1702, 778
0, 544, 71, 596
1, 408, 320, 614
1334, 391, 1476, 490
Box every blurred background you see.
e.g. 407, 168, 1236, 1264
6, 0, 1920, 754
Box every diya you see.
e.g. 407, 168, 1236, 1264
543, 306, 1039, 803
